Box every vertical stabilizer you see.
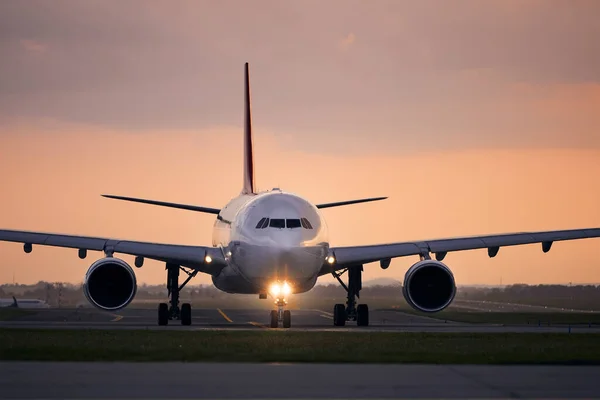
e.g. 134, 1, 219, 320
242, 62, 256, 194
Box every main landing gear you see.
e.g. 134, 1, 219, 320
270, 298, 292, 328
332, 265, 369, 327
158, 262, 197, 326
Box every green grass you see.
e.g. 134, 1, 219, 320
0, 308, 34, 321
388, 309, 600, 325
1, 329, 600, 364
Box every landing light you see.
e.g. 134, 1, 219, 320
205, 255, 212, 264
269, 283, 281, 296
326, 256, 335, 264
282, 281, 291, 295
269, 281, 292, 297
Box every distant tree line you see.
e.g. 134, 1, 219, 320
2, 281, 599, 310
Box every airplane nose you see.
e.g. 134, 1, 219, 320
272, 231, 302, 248
236, 242, 323, 281
277, 247, 296, 268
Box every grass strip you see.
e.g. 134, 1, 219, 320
1, 329, 600, 364
0, 309, 34, 321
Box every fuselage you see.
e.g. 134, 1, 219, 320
210, 189, 329, 295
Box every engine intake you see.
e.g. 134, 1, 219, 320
402, 259, 456, 313
83, 257, 137, 311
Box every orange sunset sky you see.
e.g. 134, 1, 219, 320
1, 1, 599, 286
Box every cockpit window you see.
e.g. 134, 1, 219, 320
269, 219, 286, 228
301, 217, 313, 229
286, 219, 301, 229
257, 217, 313, 229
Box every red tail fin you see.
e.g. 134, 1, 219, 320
242, 62, 256, 195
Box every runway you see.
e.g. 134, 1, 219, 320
1, 361, 599, 399
2, 307, 600, 333
2, 307, 600, 399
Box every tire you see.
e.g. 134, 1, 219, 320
181, 303, 192, 326
283, 310, 291, 328
333, 303, 346, 326
270, 310, 278, 328
158, 303, 169, 326
357, 304, 369, 327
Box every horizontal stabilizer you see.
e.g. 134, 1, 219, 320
316, 197, 387, 209
102, 195, 221, 215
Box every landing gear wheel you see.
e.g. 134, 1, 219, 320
269, 310, 278, 328
357, 304, 369, 326
158, 303, 169, 326
181, 303, 192, 326
282, 310, 291, 328
333, 303, 346, 326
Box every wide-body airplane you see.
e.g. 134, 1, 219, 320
0, 297, 50, 309
1, 63, 599, 328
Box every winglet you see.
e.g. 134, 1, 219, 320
242, 62, 256, 195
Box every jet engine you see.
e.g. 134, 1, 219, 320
83, 257, 137, 311
402, 259, 456, 313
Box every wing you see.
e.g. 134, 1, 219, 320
320, 227, 600, 275
0, 229, 226, 275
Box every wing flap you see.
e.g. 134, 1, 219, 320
426, 228, 600, 253
323, 227, 600, 275
0, 229, 226, 275
0, 230, 106, 250
332, 242, 421, 265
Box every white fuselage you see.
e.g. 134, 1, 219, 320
210, 189, 329, 295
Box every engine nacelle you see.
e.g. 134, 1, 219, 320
402, 259, 456, 313
83, 257, 137, 311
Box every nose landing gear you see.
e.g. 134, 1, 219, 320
332, 265, 369, 327
270, 298, 291, 328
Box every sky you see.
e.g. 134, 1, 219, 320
1, 0, 599, 286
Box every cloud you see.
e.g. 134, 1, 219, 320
339, 33, 355, 51
0, 1, 599, 155
19, 39, 48, 54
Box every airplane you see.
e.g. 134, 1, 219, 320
1, 62, 599, 328
0, 296, 50, 308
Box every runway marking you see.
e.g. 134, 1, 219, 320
248, 321, 266, 328
320, 314, 331, 319
111, 315, 123, 322
317, 309, 333, 317
217, 308, 233, 323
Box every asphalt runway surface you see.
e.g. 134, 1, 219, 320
2, 307, 600, 333
1, 361, 599, 399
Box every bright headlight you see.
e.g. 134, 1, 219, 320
282, 281, 291, 295
269, 283, 281, 296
